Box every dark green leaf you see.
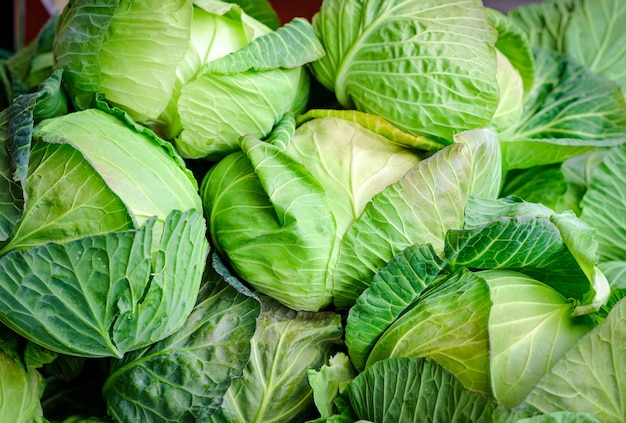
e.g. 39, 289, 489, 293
347, 357, 534, 423
8, 69, 68, 187
580, 143, 626, 261
516, 411, 602, 423
500, 48, 626, 170
506, 0, 579, 52
456, 196, 606, 313
0, 209, 207, 358
0, 109, 24, 242
563, 0, 626, 94
104, 256, 260, 423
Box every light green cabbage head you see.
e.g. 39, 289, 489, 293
53, 0, 325, 160
0, 84, 208, 359
202, 109, 501, 311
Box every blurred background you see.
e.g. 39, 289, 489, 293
3, 0, 540, 54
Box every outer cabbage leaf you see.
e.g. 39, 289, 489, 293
516, 412, 602, 423
0, 209, 207, 358
32, 107, 202, 228
366, 269, 492, 395
20, 15, 58, 90
524, 296, 626, 421
60, 417, 112, 423
345, 357, 534, 423
596, 261, 626, 320
210, 295, 343, 423
23, 342, 59, 373
563, 0, 626, 94
333, 127, 501, 308
500, 149, 609, 214
0, 351, 45, 423
580, 142, 626, 262
508, 0, 626, 94
310, 0, 499, 142
0, 141, 133, 253
499, 48, 626, 170
176, 67, 307, 160
52, 0, 119, 110
500, 165, 571, 213
480, 270, 593, 408
0, 110, 23, 242
103, 252, 260, 423
2, 11, 58, 99
560, 149, 608, 190
200, 18, 324, 74
2, 102, 202, 254
1, 71, 118, 252
345, 244, 446, 372
7, 68, 68, 187
598, 261, 626, 289
0, 56, 27, 111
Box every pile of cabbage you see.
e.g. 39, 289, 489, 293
1, 0, 626, 422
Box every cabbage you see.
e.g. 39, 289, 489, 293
53, 0, 324, 160
201, 109, 502, 311
0, 74, 208, 358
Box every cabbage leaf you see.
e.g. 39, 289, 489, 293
524, 296, 626, 420
103, 253, 260, 422
332, 127, 501, 308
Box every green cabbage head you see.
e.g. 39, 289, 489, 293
0, 97, 208, 358
202, 110, 501, 311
